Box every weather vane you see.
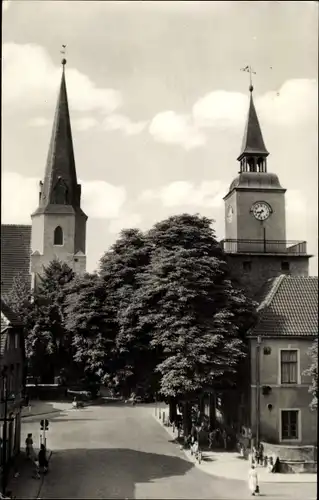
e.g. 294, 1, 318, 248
240, 65, 256, 92
60, 44, 67, 66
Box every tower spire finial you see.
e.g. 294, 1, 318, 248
60, 44, 67, 67
240, 65, 256, 92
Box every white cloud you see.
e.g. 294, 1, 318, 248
149, 78, 317, 150
139, 180, 227, 208
2, 43, 122, 114
108, 213, 143, 234
73, 117, 98, 132
1, 171, 126, 223
149, 111, 205, 150
80, 180, 126, 219
2, 172, 38, 224
28, 117, 50, 127
102, 114, 147, 135
193, 90, 247, 129
256, 79, 317, 126
192, 79, 317, 130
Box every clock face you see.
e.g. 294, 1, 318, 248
227, 205, 233, 223
251, 201, 272, 221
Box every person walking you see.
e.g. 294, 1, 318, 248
222, 429, 228, 450
248, 464, 259, 496
25, 433, 34, 459
38, 444, 48, 473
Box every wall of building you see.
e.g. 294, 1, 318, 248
250, 337, 317, 446
224, 190, 238, 240
42, 213, 76, 256
226, 254, 309, 297
30, 216, 44, 255
0, 327, 25, 462
31, 212, 87, 277
74, 211, 87, 254
236, 190, 286, 242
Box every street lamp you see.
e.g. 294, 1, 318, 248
256, 336, 262, 449
1, 367, 15, 496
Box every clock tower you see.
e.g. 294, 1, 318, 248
223, 84, 310, 296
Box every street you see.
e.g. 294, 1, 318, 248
21, 403, 317, 500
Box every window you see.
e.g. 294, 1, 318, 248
243, 261, 252, 272
281, 410, 299, 440
54, 226, 63, 246
15, 333, 19, 349
280, 350, 298, 384
281, 261, 290, 272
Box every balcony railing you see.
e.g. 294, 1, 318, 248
221, 239, 308, 255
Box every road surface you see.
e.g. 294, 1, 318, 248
21, 403, 317, 499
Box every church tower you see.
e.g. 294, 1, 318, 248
31, 58, 87, 288
223, 83, 310, 296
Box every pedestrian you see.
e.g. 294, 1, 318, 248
25, 433, 34, 459
248, 464, 259, 496
25, 394, 31, 413
208, 428, 216, 449
222, 429, 227, 450
38, 444, 48, 474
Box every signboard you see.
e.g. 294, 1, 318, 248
40, 419, 49, 431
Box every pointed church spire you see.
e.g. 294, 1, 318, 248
237, 83, 269, 173
37, 56, 80, 212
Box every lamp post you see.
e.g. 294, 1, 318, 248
1, 367, 15, 496
256, 336, 262, 449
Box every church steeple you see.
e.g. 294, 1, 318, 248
237, 85, 269, 174
35, 57, 80, 214
31, 52, 87, 284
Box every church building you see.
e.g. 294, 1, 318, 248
30, 57, 87, 290
222, 82, 317, 461
222, 82, 311, 297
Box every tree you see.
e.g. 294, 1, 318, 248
98, 229, 154, 396
304, 338, 318, 411
4, 273, 32, 317
27, 260, 75, 382
121, 214, 253, 432
64, 272, 118, 386
5, 273, 34, 384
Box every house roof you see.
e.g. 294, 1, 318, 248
1, 224, 32, 297
249, 275, 318, 338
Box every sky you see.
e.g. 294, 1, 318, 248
2, 0, 318, 275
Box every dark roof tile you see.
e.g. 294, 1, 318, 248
1, 224, 32, 297
249, 275, 318, 337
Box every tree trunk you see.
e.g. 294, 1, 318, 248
209, 392, 216, 429
169, 396, 177, 423
183, 401, 192, 437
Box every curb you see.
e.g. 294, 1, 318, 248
151, 412, 194, 466
22, 409, 61, 420
151, 413, 317, 484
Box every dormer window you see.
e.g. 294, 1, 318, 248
54, 226, 63, 246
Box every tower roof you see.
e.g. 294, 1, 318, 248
237, 88, 269, 161
36, 59, 79, 213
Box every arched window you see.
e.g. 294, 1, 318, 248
257, 157, 264, 172
54, 226, 63, 246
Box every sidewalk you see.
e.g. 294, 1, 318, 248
21, 401, 71, 419
151, 408, 317, 484
7, 450, 52, 499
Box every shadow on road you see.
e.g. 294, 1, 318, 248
41, 447, 195, 499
